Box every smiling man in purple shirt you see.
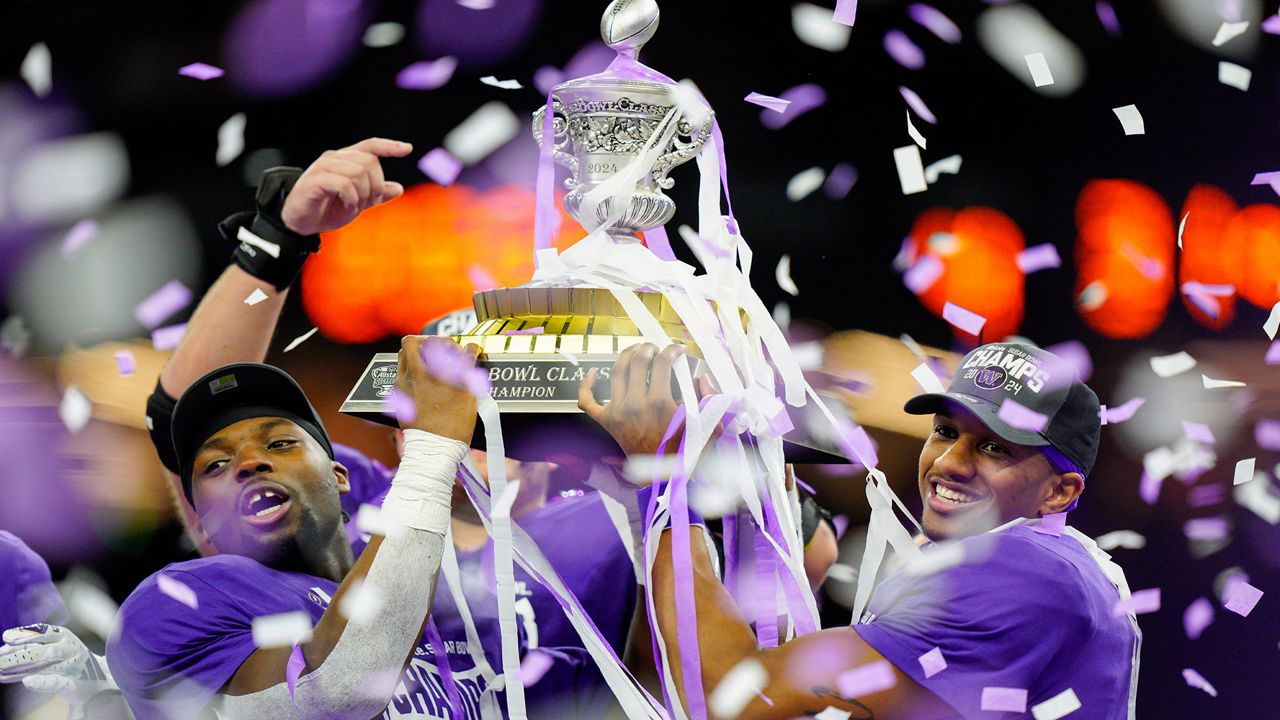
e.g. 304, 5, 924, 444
586, 340, 1141, 720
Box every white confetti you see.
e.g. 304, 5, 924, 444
480, 75, 523, 90
338, 578, 384, 625
623, 454, 681, 484
1150, 351, 1197, 377
283, 327, 319, 353
1178, 211, 1189, 249
216, 112, 247, 167
744, 92, 791, 113
62, 576, 119, 641
20, 43, 52, 98
363, 21, 405, 48
1212, 20, 1250, 46
1031, 688, 1081, 720
1112, 104, 1145, 135
893, 145, 928, 195
443, 101, 520, 165
792, 3, 853, 51
1265, 302, 1280, 340
59, 385, 92, 433
1235, 472, 1280, 523
786, 167, 826, 202
709, 658, 768, 719
252, 611, 313, 648
1024, 51, 1055, 86
1182, 668, 1218, 697
355, 503, 394, 537
910, 363, 946, 394
1202, 374, 1245, 389
156, 574, 199, 610
814, 709, 852, 720
457, 0, 495, 8
775, 254, 800, 296
1095, 530, 1146, 551
1218, 61, 1251, 91
924, 154, 962, 184
906, 110, 927, 149
491, 479, 522, 519
243, 288, 269, 306
1234, 457, 1256, 486
1, 316, 31, 358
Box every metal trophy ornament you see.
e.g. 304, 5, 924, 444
342, 0, 845, 462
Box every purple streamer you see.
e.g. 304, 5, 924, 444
533, 91, 560, 262
644, 225, 677, 261
286, 643, 305, 708
753, 533, 779, 648
723, 510, 739, 599
425, 617, 467, 719
757, 482, 818, 636
710, 121, 739, 235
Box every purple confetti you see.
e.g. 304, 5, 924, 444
1096, 1, 1122, 36
1016, 243, 1062, 274
1099, 397, 1145, 425
114, 350, 136, 376
832, 514, 849, 540
521, 649, 555, 686
1182, 668, 1218, 697
908, 4, 961, 44
178, 62, 225, 80
760, 84, 827, 130
156, 573, 199, 609
917, 647, 947, 678
824, 163, 858, 199
981, 687, 1027, 713
1267, 340, 1280, 364
466, 265, 498, 292
1046, 340, 1093, 382
1139, 470, 1162, 505
60, 220, 98, 258
1183, 597, 1214, 639
135, 280, 193, 330
286, 644, 305, 704
833, 419, 878, 469
420, 341, 491, 397
1187, 484, 1226, 508
396, 57, 458, 90
997, 399, 1048, 432
1184, 517, 1230, 541
382, 387, 417, 424
833, 0, 857, 27
1033, 512, 1067, 536
899, 86, 937, 124
1223, 578, 1263, 616
1113, 587, 1161, 616
502, 326, 545, 336
1182, 421, 1215, 445
1264, 15, 1280, 35
418, 147, 462, 186
884, 30, 926, 70
903, 255, 943, 295
533, 66, 562, 95
151, 323, 187, 351
744, 92, 791, 113
1254, 419, 1280, 450
1251, 171, 1280, 198
835, 659, 896, 697
942, 302, 986, 336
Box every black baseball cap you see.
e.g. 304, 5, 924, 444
904, 342, 1101, 477
171, 363, 334, 506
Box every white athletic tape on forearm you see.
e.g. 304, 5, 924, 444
380, 429, 467, 534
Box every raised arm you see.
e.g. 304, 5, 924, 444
158, 137, 412, 397
582, 343, 952, 720
216, 337, 479, 718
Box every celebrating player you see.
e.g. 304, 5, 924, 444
584, 341, 1141, 719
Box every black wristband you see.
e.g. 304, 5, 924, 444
146, 378, 180, 475
218, 166, 321, 291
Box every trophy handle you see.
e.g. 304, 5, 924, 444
532, 99, 580, 188
652, 110, 715, 190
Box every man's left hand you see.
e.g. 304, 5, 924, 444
578, 343, 690, 457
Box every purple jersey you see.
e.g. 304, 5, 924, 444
337, 445, 637, 714
0, 530, 68, 632
854, 525, 1137, 719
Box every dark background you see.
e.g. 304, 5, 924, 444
4, 0, 1280, 717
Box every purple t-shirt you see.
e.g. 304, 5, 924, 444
337, 445, 636, 715
854, 525, 1136, 719
0, 530, 68, 632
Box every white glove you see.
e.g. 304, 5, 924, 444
0, 624, 123, 718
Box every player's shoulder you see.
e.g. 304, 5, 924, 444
127, 555, 274, 606
967, 526, 1097, 600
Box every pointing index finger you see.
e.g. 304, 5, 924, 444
350, 137, 414, 158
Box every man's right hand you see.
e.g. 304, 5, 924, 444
280, 137, 413, 236
396, 336, 481, 443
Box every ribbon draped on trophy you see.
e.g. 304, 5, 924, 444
343, 2, 925, 718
